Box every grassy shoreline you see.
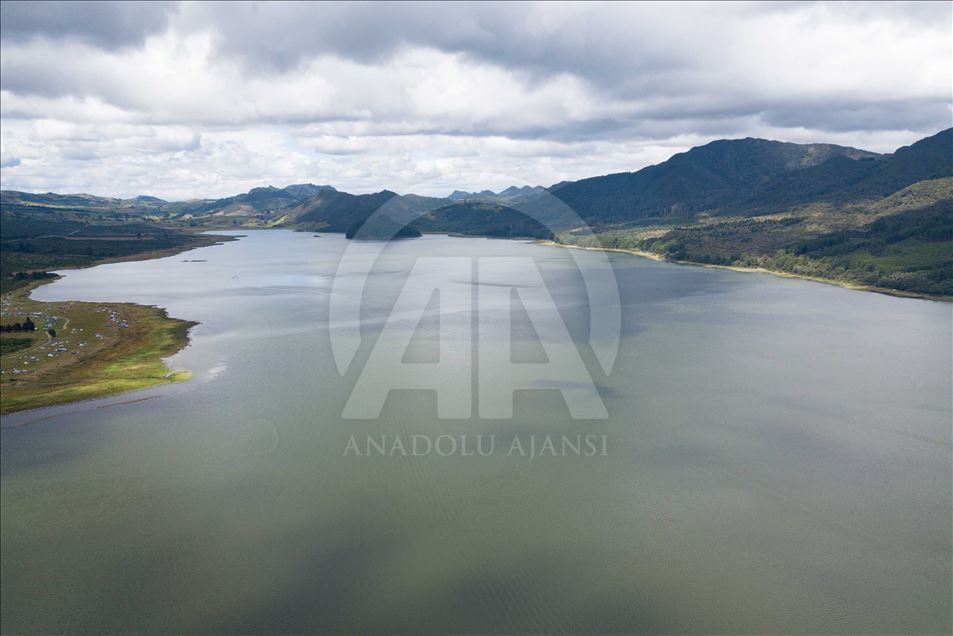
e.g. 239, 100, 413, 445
0, 236, 234, 415
0, 278, 195, 415
539, 240, 953, 302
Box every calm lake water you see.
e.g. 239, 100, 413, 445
2, 231, 950, 634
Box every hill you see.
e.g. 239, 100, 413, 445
560, 175, 953, 297
288, 189, 402, 232
550, 129, 952, 225
0, 202, 232, 293
178, 183, 336, 216
415, 201, 554, 239
0, 190, 170, 217
549, 138, 883, 223
735, 128, 953, 213
1, 128, 950, 296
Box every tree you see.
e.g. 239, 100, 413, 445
23, 317, 35, 332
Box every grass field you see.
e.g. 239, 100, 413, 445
0, 280, 194, 415
0, 205, 239, 413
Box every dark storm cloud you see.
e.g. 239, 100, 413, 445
180, 1, 951, 95
760, 99, 953, 134
0, 1, 175, 48
4, 1, 947, 138
182, 1, 691, 84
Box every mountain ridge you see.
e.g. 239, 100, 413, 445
5, 131, 948, 226
2, 128, 950, 296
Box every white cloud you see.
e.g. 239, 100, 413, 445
0, 1, 950, 198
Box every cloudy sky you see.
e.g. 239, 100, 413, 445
0, 1, 950, 199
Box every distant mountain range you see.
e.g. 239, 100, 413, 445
448, 185, 545, 202
4, 129, 949, 231
174, 183, 338, 216
2, 128, 950, 295
0, 182, 338, 217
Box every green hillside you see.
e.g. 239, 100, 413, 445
549, 129, 952, 222
561, 177, 953, 297
2, 128, 950, 297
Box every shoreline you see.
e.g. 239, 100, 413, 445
0, 235, 233, 416
539, 240, 952, 302
0, 278, 195, 415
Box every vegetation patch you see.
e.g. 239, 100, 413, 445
0, 280, 194, 415
559, 188, 952, 299
1, 203, 235, 293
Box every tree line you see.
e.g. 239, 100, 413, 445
2, 318, 36, 332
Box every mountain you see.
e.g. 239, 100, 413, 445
181, 186, 295, 215
0, 190, 168, 215
435, 185, 577, 229
345, 215, 422, 240
447, 186, 546, 204
448, 189, 495, 201
130, 195, 167, 204
1, 191, 120, 210
281, 183, 336, 199
497, 185, 544, 199
555, 130, 952, 297
736, 128, 953, 213
599, 178, 953, 297
414, 201, 554, 239
0, 190, 178, 219
842, 128, 953, 199
2, 129, 950, 296
283, 187, 555, 239
549, 138, 883, 223
288, 189, 402, 232
176, 183, 337, 216
550, 130, 953, 226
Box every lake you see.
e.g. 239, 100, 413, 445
2, 231, 950, 634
